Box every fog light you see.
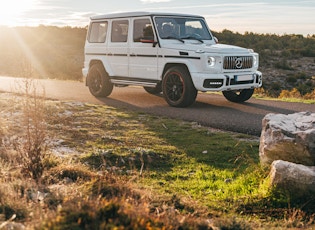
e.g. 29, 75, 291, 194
203, 79, 223, 88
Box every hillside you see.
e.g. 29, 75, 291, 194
0, 26, 314, 97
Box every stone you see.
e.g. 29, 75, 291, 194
259, 112, 315, 166
270, 160, 315, 198
0, 222, 26, 230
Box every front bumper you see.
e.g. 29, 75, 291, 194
191, 71, 262, 91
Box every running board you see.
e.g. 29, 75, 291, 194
111, 79, 158, 88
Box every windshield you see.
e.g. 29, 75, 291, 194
154, 16, 212, 41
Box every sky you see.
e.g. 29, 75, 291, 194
0, 0, 314, 36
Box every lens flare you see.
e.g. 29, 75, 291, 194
0, 0, 38, 26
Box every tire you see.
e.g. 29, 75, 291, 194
87, 63, 113, 97
222, 88, 254, 103
162, 66, 197, 107
143, 83, 162, 95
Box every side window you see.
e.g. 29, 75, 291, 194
133, 19, 154, 42
111, 20, 129, 42
88, 22, 108, 43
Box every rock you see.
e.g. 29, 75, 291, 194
259, 112, 315, 166
0, 222, 26, 230
0, 214, 25, 230
270, 160, 315, 198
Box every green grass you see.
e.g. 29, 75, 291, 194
80, 113, 267, 213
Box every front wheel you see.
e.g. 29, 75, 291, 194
162, 66, 197, 107
222, 88, 254, 102
87, 63, 113, 97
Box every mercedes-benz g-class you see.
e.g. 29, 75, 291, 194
82, 12, 262, 107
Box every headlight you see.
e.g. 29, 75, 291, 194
207, 56, 216, 67
253, 54, 259, 67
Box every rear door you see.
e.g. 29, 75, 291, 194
107, 19, 129, 77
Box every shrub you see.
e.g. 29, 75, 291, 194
278, 88, 302, 99
304, 89, 315, 99
10, 61, 48, 182
275, 59, 294, 70
286, 75, 297, 83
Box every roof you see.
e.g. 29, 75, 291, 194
90, 11, 204, 20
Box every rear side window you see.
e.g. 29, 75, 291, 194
133, 19, 154, 42
88, 22, 108, 43
111, 20, 129, 42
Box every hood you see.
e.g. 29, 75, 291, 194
160, 41, 251, 55
204, 43, 250, 54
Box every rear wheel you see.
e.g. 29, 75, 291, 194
87, 63, 113, 97
162, 66, 197, 107
222, 88, 254, 102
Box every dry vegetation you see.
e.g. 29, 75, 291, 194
0, 90, 240, 230
1, 80, 315, 229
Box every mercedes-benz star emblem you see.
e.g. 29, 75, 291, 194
235, 57, 243, 69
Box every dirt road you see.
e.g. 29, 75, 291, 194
1, 76, 314, 136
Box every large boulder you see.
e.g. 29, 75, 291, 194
259, 112, 315, 166
270, 160, 315, 198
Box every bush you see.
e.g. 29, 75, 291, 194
278, 88, 302, 99
304, 89, 315, 99
286, 75, 297, 83
275, 59, 294, 70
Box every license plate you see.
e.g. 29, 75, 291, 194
235, 75, 253, 81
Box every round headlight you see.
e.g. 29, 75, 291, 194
253, 55, 259, 67
207, 57, 216, 67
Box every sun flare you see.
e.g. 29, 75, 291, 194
0, 0, 38, 25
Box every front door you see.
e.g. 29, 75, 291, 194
129, 17, 158, 80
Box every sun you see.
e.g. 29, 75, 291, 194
0, 0, 38, 26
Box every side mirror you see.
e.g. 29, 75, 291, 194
214, 37, 219, 43
140, 37, 158, 47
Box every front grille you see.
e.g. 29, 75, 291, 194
223, 56, 253, 70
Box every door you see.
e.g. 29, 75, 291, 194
107, 19, 129, 77
129, 17, 158, 80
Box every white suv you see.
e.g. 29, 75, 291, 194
82, 12, 262, 107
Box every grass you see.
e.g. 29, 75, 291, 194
253, 88, 315, 104
1, 92, 315, 229
253, 94, 315, 104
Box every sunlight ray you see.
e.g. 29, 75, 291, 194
10, 28, 48, 80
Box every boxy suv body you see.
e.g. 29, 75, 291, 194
82, 12, 262, 107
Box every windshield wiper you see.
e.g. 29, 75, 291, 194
163, 36, 185, 43
181, 36, 204, 43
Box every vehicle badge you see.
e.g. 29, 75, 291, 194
235, 57, 243, 69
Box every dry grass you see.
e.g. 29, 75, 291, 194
1, 90, 314, 229
0, 92, 216, 229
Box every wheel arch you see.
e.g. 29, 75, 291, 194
88, 59, 113, 74
162, 63, 191, 80
87, 60, 110, 86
